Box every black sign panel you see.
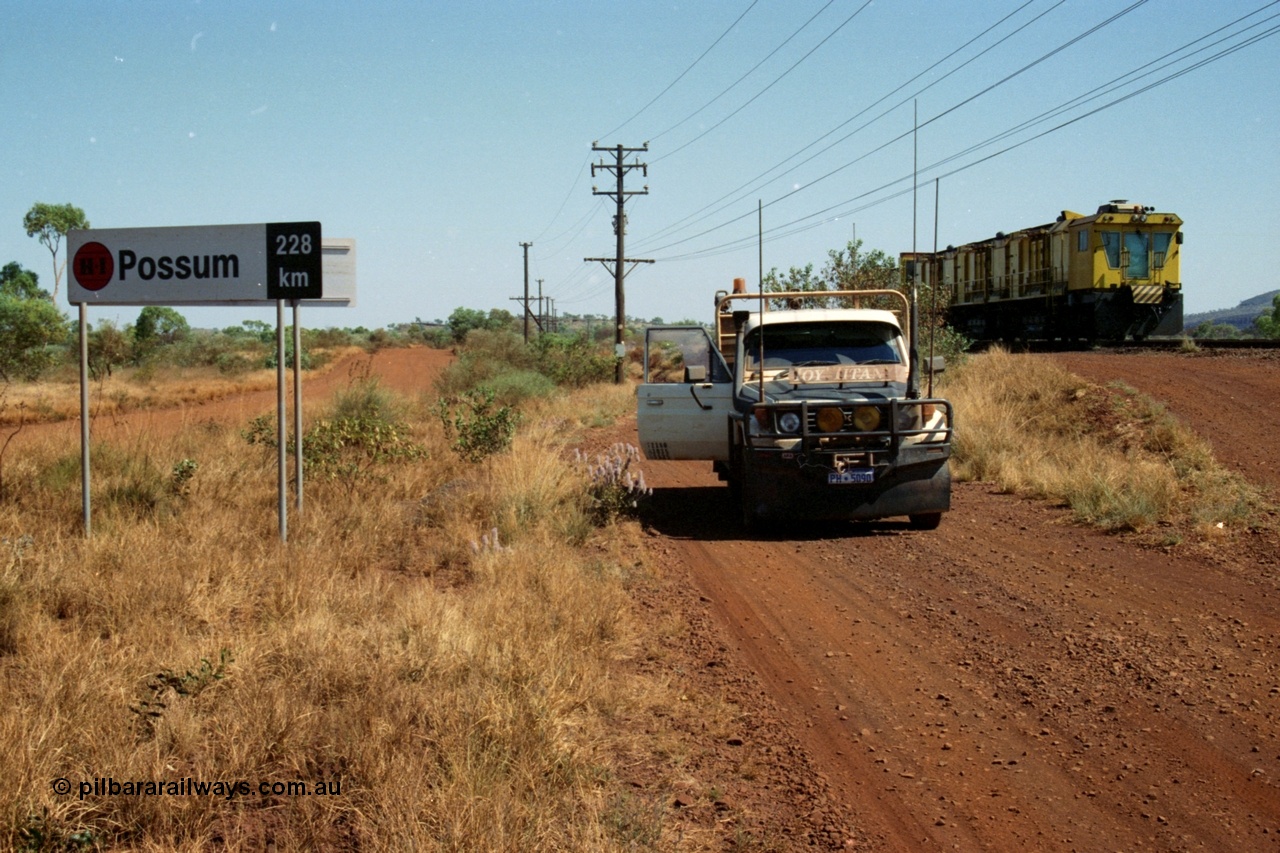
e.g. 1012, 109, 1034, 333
266, 221, 323, 300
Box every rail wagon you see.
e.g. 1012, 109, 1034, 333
903, 201, 1183, 343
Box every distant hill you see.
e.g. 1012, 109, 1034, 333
1184, 289, 1280, 332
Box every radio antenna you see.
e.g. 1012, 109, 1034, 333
908, 100, 920, 400
758, 199, 765, 405
929, 178, 939, 398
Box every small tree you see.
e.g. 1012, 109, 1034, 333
1252, 294, 1280, 339
763, 238, 967, 365
87, 320, 131, 380
763, 240, 902, 307
23, 202, 89, 303
0, 295, 68, 382
0, 262, 49, 301
133, 306, 191, 361
1191, 321, 1242, 340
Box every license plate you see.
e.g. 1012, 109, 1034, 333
828, 468, 874, 485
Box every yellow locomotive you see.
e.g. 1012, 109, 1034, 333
902, 201, 1183, 342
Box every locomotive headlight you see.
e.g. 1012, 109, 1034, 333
852, 406, 881, 431
815, 407, 844, 433
777, 411, 802, 434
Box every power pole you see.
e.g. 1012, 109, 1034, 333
587, 142, 651, 384
509, 295, 539, 333
519, 241, 532, 343
536, 278, 544, 335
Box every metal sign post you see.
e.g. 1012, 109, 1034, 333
276, 299, 289, 543
78, 305, 91, 537
292, 300, 303, 514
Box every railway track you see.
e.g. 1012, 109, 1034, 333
973, 336, 1280, 354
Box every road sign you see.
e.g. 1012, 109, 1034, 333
67, 222, 322, 305
307, 239, 357, 307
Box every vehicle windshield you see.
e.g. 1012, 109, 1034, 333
742, 321, 903, 371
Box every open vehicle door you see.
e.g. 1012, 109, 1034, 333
636, 326, 733, 460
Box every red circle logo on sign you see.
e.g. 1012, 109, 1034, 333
73, 242, 114, 291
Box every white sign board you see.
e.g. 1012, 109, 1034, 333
67, 222, 322, 305
308, 239, 357, 307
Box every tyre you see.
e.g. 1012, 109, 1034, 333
908, 512, 943, 530
739, 476, 758, 531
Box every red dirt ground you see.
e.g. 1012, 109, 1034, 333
21, 346, 1280, 850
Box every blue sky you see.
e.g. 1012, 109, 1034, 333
3, 0, 1277, 331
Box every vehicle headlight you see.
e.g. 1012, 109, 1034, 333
777, 411, 802, 433
815, 407, 844, 433
852, 406, 881, 431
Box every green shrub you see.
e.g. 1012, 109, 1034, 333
435, 389, 520, 463
244, 381, 427, 485
170, 329, 262, 370
263, 346, 314, 370
303, 414, 427, 482
215, 351, 254, 376
434, 327, 612, 402
437, 329, 535, 388
532, 333, 613, 387
331, 377, 397, 422
479, 369, 556, 407
243, 412, 427, 485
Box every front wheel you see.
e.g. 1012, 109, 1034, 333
739, 475, 758, 531
908, 512, 943, 530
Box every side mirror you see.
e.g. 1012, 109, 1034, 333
684, 365, 707, 383
928, 355, 946, 375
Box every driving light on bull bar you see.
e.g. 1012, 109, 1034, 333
852, 406, 881, 431
815, 406, 844, 433
777, 411, 802, 433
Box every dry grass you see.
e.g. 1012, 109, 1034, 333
943, 347, 1263, 538
0, 375, 683, 850
0, 346, 367, 426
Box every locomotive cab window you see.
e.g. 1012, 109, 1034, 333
1077, 230, 1088, 252
1101, 231, 1121, 268
1153, 232, 1172, 269
1124, 231, 1150, 278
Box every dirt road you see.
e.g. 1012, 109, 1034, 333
11, 346, 448, 451
635, 350, 1280, 851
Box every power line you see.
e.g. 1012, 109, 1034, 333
636, 0, 1055, 248
655, 20, 1280, 264
534, 197, 607, 261
645, 0, 838, 147
532, 155, 593, 243
653, 0, 874, 163
922, 5, 1280, 180
598, 0, 761, 140
546, 0, 1042, 298
640, 0, 1154, 256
